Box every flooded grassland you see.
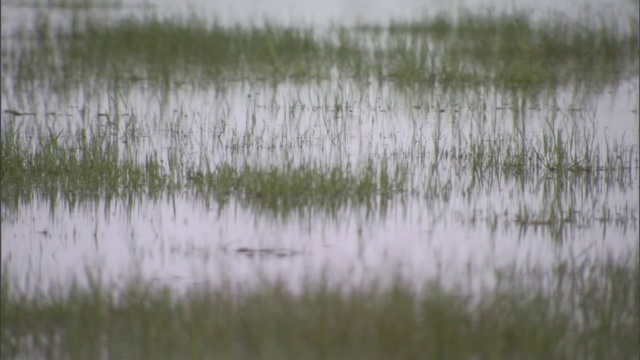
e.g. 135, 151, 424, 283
1, 2, 639, 359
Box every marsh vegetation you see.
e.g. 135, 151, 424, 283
1, 0, 638, 358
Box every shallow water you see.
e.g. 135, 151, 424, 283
1, 0, 638, 294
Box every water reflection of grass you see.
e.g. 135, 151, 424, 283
2, 111, 636, 240
366, 10, 639, 86
0, 121, 168, 205
2, 116, 635, 201
1, 6, 638, 358
4, 10, 637, 93
2, 255, 637, 359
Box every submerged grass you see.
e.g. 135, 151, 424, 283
189, 159, 407, 211
1, 118, 636, 245
373, 10, 639, 87
9, 15, 327, 91
2, 107, 637, 228
1, 254, 638, 359
0, 117, 410, 215
3, 9, 637, 95
1, 7, 638, 358
0, 121, 168, 207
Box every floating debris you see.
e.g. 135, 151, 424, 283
235, 247, 303, 258
4, 109, 35, 116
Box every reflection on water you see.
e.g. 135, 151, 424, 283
1, 0, 638, 293
2, 154, 637, 293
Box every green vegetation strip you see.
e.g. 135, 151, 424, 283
0, 125, 407, 210
4, 10, 638, 92
1, 126, 167, 205
188, 159, 406, 204
1, 120, 636, 211
363, 11, 639, 86
2, 255, 638, 359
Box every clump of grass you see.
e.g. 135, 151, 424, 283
51, 15, 325, 88
2, 254, 637, 359
374, 10, 639, 87
0, 120, 169, 208
187, 159, 407, 211
0, 118, 409, 215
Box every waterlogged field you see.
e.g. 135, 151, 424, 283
1, 0, 639, 358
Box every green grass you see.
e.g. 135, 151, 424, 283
1, 7, 638, 359
1, 254, 638, 359
364, 10, 639, 86
9, 15, 327, 91
0, 120, 168, 207
3, 10, 637, 95
2, 109, 636, 225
